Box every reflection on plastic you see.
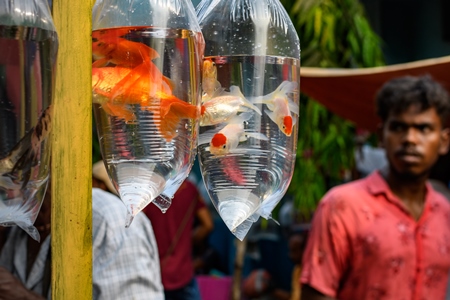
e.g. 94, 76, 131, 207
0, 0, 58, 241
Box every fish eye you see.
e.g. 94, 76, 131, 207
222, 145, 226, 149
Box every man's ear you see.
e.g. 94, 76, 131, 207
439, 128, 450, 155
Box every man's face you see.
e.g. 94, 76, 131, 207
382, 105, 449, 179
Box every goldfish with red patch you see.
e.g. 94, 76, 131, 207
92, 65, 198, 141
252, 81, 299, 136
205, 112, 268, 156
200, 86, 261, 126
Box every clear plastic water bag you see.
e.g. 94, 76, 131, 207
92, 0, 203, 225
196, 0, 300, 240
0, 0, 58, 241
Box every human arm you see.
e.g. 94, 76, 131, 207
0, 267, 45, 300
300, 192, 351, 299
192, 200, 213, 245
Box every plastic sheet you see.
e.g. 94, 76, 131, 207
196, 0, 300, 240
0, 0, 58, 241
92, 0, 203, 225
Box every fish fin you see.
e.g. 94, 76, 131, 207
158, 95, 198, 141
92, 28, 131, 40
227, 111, 253, 125
251, 81, 298, 105
92, 57, 110, 68
145, 45, 161, 61
103, 103, 136, 122
159, 94, 198, 120
238, 135, 248, 143
109, 63, 147, 99
288, 101, 300, 115
163, 76, 176, 92
250, 95, 265, 104
264, 109, 277, 123
244, 132, 269, 141
229, 86, 262, 115
159, 114, 180, 141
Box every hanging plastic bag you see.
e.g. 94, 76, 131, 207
196, 0, 300, 240
92, 0, 203, 226
0, 0, 58, 241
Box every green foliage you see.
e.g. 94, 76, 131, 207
280, 0, 385, 213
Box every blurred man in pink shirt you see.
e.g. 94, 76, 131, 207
301, 75, 450, 300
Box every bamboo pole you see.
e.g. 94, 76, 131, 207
232, 238, 247, 300
51, 1, 94, 298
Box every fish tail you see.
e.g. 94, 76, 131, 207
158, 109, 183, 141
228, 111, 253, 124
159, 94, 199, 120
251, 81, 298, 105
228, 85, 262, 115
157, 94, 199, 141
109, 64, 147, 98
243, 99, 262, 115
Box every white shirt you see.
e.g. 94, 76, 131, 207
0, 188, 164, 300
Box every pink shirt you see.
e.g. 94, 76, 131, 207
301, 171, 450, 300
143, 180, 206, 290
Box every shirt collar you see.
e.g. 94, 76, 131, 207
365, 170, 439, 214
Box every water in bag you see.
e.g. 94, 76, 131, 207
92, 0, 202, 226
0, 0, 58, 241
196, 0, 300, 239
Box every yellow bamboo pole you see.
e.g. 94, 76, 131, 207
51, 1, 94, 298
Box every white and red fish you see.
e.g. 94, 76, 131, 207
200, 85, 261, 126
201, 58, 221, 102
252, 81, 299, 136
207, 112, 268, 156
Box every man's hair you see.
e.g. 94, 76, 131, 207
376, 75, 450, 126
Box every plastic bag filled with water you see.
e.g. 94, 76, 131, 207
0, 0, 58, 241
196, 0, 300, 240
92, 0, 203, 226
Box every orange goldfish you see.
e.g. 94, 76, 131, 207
208, 112, 268, 156
93, 37, 160, 68
252, 81, 299, 136
200, 86, 261, 126
92, 28, 160, 68
92, 65, 198, 141
202, 58, 221, 102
